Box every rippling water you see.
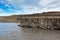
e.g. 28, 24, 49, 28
0, 23, 60, 40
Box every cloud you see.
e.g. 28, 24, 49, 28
0, 0, 60, 16
39, 0, 55, 6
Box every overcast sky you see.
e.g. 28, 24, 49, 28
0, 0, 60, 16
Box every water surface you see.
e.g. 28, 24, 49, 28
0, 23, 20, 35
0, 23, 60, 40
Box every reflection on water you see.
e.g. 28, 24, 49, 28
0, 23, 60, 40
0, 23, 20, 35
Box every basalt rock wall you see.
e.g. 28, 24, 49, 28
20, 16, 60, 30
20, 12, 60, 30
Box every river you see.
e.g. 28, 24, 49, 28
0, 23, 60, 40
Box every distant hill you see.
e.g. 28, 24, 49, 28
0, 11, 60, 23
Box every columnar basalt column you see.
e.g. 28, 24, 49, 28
32, 18, 38, 28
43, 18, 48, 29
55, 18, 60, 29
50, 18, 54, 29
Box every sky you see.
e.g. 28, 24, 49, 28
0, 0, 60, 16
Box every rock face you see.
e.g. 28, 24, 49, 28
20, 11, 60, 30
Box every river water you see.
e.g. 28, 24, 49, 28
0, 23, 60, 40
